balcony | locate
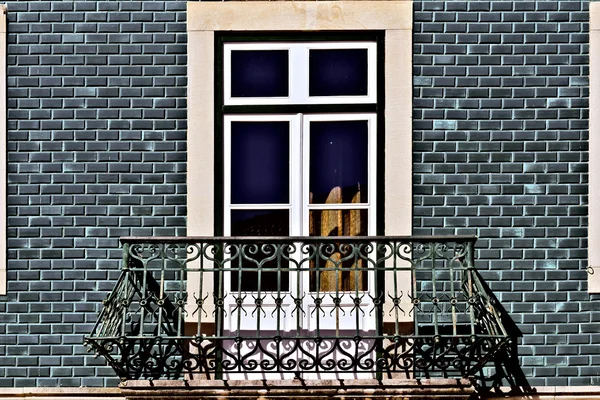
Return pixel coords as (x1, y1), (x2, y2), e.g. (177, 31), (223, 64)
(85, 236), (520, 390)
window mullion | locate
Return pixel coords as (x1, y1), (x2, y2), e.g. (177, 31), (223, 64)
(291, 45), (308, 103)
(292, 113), (303, 237)
(301, 114), (310, 237)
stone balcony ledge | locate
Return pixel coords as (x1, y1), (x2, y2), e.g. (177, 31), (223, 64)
(120, 378), (475, 400)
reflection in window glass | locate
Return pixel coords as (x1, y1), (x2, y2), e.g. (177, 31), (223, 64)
(231, 50), (289, 97)
(231, 121), (289, 205)
(231, 209), (290, 292)
(309, 49), (368, 97)
(309, 209), (368, 292)
(309, 120), (368, 204)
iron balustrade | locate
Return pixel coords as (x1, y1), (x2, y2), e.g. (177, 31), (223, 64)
(85, 236), (520, 386)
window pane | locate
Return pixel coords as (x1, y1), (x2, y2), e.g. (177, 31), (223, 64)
(309, 209), (367, 237)
(231, 209), (289, 236)
(309, 120), (368, 204)
(308, 209), (368, 292)
(231, 50), (289, 98)
(231, 209), (290, 292)
(309, 49), (368, 97)
(231, 121), (289, 204)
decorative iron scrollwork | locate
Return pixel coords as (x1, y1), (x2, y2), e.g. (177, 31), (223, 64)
(85, 236), (520, 391)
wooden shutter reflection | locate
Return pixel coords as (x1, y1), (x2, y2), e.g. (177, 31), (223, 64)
(309, 186), (366, 292)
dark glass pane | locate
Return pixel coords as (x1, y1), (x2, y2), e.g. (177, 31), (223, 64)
(231, 121), (289, 204)
(309, 120), (368, 204)
(231, 209), (289, 236)
(231, 209), (290, 291)
(309, 49), (368, 97)
(308, 209), (368, 292)
(231, 50), (289, 97)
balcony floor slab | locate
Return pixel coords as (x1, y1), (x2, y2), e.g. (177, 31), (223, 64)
(120, 378), (475, 400)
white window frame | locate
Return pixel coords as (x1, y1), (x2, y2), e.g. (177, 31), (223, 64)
(223, 113), (377, 331)
(222, 114), (301, 332)
(301, 113), (377, 332)
(223, 114), (302, 237)
(301, 113), (377, 237)
(223, 42), (377, 106)
(223, 113), (377, 238)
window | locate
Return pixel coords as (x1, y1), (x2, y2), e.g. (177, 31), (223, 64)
(223, 41), (377, 105)
(221, 38), (379, 333)
(185, 0), (413, 324)
(224, 114), (377, 238)
(222, 39), (378, 235)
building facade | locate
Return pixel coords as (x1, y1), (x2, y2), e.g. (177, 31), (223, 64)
(0, 0), (598, 394)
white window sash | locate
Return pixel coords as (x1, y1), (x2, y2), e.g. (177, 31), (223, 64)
(223, 42), (377, 106)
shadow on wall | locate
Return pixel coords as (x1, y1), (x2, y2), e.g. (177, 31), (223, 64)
(470, 269), (532, 397)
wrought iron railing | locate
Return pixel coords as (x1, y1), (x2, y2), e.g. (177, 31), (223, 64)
(85, 236), (520, 386)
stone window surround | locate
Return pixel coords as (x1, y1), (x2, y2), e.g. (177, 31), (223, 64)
(589, 2), (599, 293)
(185, 1), (413, 320)
(0, 4), (7, 296)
